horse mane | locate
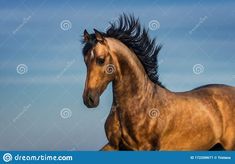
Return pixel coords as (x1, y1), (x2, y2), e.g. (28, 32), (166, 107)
(82, 14), (164, 87)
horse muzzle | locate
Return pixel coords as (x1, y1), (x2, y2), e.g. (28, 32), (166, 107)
(83, 90), (100, 108)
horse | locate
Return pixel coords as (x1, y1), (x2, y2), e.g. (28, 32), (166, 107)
(81, 14), (235, 150)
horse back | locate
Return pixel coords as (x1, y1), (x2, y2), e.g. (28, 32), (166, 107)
(184, 84), (235, 144)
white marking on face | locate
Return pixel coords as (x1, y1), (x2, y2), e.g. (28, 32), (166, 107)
(91, 50), (95, 60)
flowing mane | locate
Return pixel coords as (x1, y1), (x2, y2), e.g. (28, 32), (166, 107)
(82, 14), (163, 87)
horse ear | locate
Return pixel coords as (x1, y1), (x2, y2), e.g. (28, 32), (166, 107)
(94, 29), (105, 43)
(83, 29), (90, 42)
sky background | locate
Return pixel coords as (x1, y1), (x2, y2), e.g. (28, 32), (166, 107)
(0, 0), (235, 150)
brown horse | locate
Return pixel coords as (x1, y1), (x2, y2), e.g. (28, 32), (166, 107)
(82, 15), (235, 150)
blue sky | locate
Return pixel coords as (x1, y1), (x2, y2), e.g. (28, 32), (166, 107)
(0, 0), (235, 150)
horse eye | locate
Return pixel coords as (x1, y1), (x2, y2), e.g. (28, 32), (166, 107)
(96, 57), (105, 65)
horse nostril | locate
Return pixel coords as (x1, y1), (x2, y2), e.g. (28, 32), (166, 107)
(88, 94), (94, 104)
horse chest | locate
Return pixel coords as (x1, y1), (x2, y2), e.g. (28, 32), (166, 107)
(118, 111), (152, 149)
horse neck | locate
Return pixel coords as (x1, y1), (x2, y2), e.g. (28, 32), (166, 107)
(107, 38), (166, 107)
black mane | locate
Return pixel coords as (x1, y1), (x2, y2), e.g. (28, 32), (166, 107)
(82, 14), (163, 87)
